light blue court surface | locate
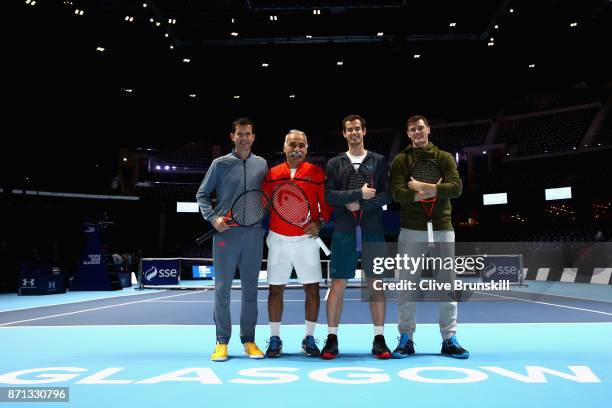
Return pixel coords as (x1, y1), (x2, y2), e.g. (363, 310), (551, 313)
(0, 323), (610, 408)
(0, 282), (611, 407)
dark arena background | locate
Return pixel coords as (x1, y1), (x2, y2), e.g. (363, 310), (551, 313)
(1, 1), (611, 407)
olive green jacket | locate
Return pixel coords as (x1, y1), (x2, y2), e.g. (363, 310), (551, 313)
(390, 143), (462, 231)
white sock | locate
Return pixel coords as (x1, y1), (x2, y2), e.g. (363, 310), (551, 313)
(374, 326), (384, 336)
(270, 322), (281, 337)
(304, 320), (316, 337)
(328, 326), (338, 335)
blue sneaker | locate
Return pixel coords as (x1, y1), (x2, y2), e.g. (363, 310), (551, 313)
(392, 333), (415, 358)
(301, 335), (320, 357)
(265, 336), (282, 358)
(441, 335), (469, 359)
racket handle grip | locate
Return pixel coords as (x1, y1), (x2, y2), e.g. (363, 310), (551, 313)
(316, 237), (331, 256)
(426, 221), (435, 248)
(196, 229), (217, 245)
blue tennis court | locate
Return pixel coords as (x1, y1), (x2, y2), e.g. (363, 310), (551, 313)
(1, 282), (611, 407)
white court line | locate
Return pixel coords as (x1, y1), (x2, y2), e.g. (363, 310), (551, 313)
(146, 298), (508, 304)
(507, 288), (612, 304)
(475, 291), (612, 316)
(0, 290), (159, 314)
(0, 291), (200, 327)
(147, 299), (364, 303)
(1, 322), (612, 329)
(324, 288), (330, 301)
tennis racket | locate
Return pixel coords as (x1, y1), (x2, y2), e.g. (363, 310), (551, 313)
(339, 162), (375, 251)
(410, 159), (442, 245)
(271, 182), (331, 256)
(196, 189), (270, 245)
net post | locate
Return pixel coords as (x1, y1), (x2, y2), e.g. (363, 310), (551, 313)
(136, 257), (143, 291)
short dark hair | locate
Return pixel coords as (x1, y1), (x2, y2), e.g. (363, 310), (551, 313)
(232, 117), (255, 133)
(342, 114), (366, 131)
(407, 115), (430, 129)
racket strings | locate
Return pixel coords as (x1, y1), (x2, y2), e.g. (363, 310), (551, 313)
(232, 190), (270, 226)
(340, 164), (373, 191)
(411, 161), (442, 184)
(272, 185), (311, 226)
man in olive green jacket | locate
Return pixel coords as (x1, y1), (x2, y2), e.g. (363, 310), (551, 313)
(389, 114), (470, 359)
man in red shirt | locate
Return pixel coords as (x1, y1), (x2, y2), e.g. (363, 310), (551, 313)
(262, 129), (333, 358)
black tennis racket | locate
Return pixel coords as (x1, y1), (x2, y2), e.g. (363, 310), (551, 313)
(339, 162), (375, 251)
(410, 159), (442, 244)
(271, 182), (331, 256)
(196, 189), (270, 245)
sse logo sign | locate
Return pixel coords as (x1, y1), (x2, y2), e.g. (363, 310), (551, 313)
(144, 267), (178, 281)
(481, 255), (522, 284)
(484, 264), (518, 278)
(141, 260), (180, 285)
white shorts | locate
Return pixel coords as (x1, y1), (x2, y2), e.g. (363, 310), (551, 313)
(266, 231), (322, 285)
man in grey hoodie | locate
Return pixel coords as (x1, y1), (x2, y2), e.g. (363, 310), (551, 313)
(196, 118), (268, 361)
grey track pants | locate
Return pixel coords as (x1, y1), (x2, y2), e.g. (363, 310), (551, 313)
(212, 227), (265, 344)
(397, 228), (458, 340)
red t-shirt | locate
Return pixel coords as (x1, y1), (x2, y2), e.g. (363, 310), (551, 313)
(262, 162), (333, 236)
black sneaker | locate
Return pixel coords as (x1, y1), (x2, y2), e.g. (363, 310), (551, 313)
(265, 336), (282, 358)
(441, 335), (469, 359)
(371, 335), (392, 359)
(321, 334), (339, 360)
(392, 333), (415, 359)
(301, 335), (321, 357)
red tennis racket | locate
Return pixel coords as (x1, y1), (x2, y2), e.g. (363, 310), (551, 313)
(410, 159), (442, 245)
(271, 182), (331, 256)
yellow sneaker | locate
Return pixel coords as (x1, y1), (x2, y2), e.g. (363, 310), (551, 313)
(243, 342), (264, 359)
(211, 343), (228, 362)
